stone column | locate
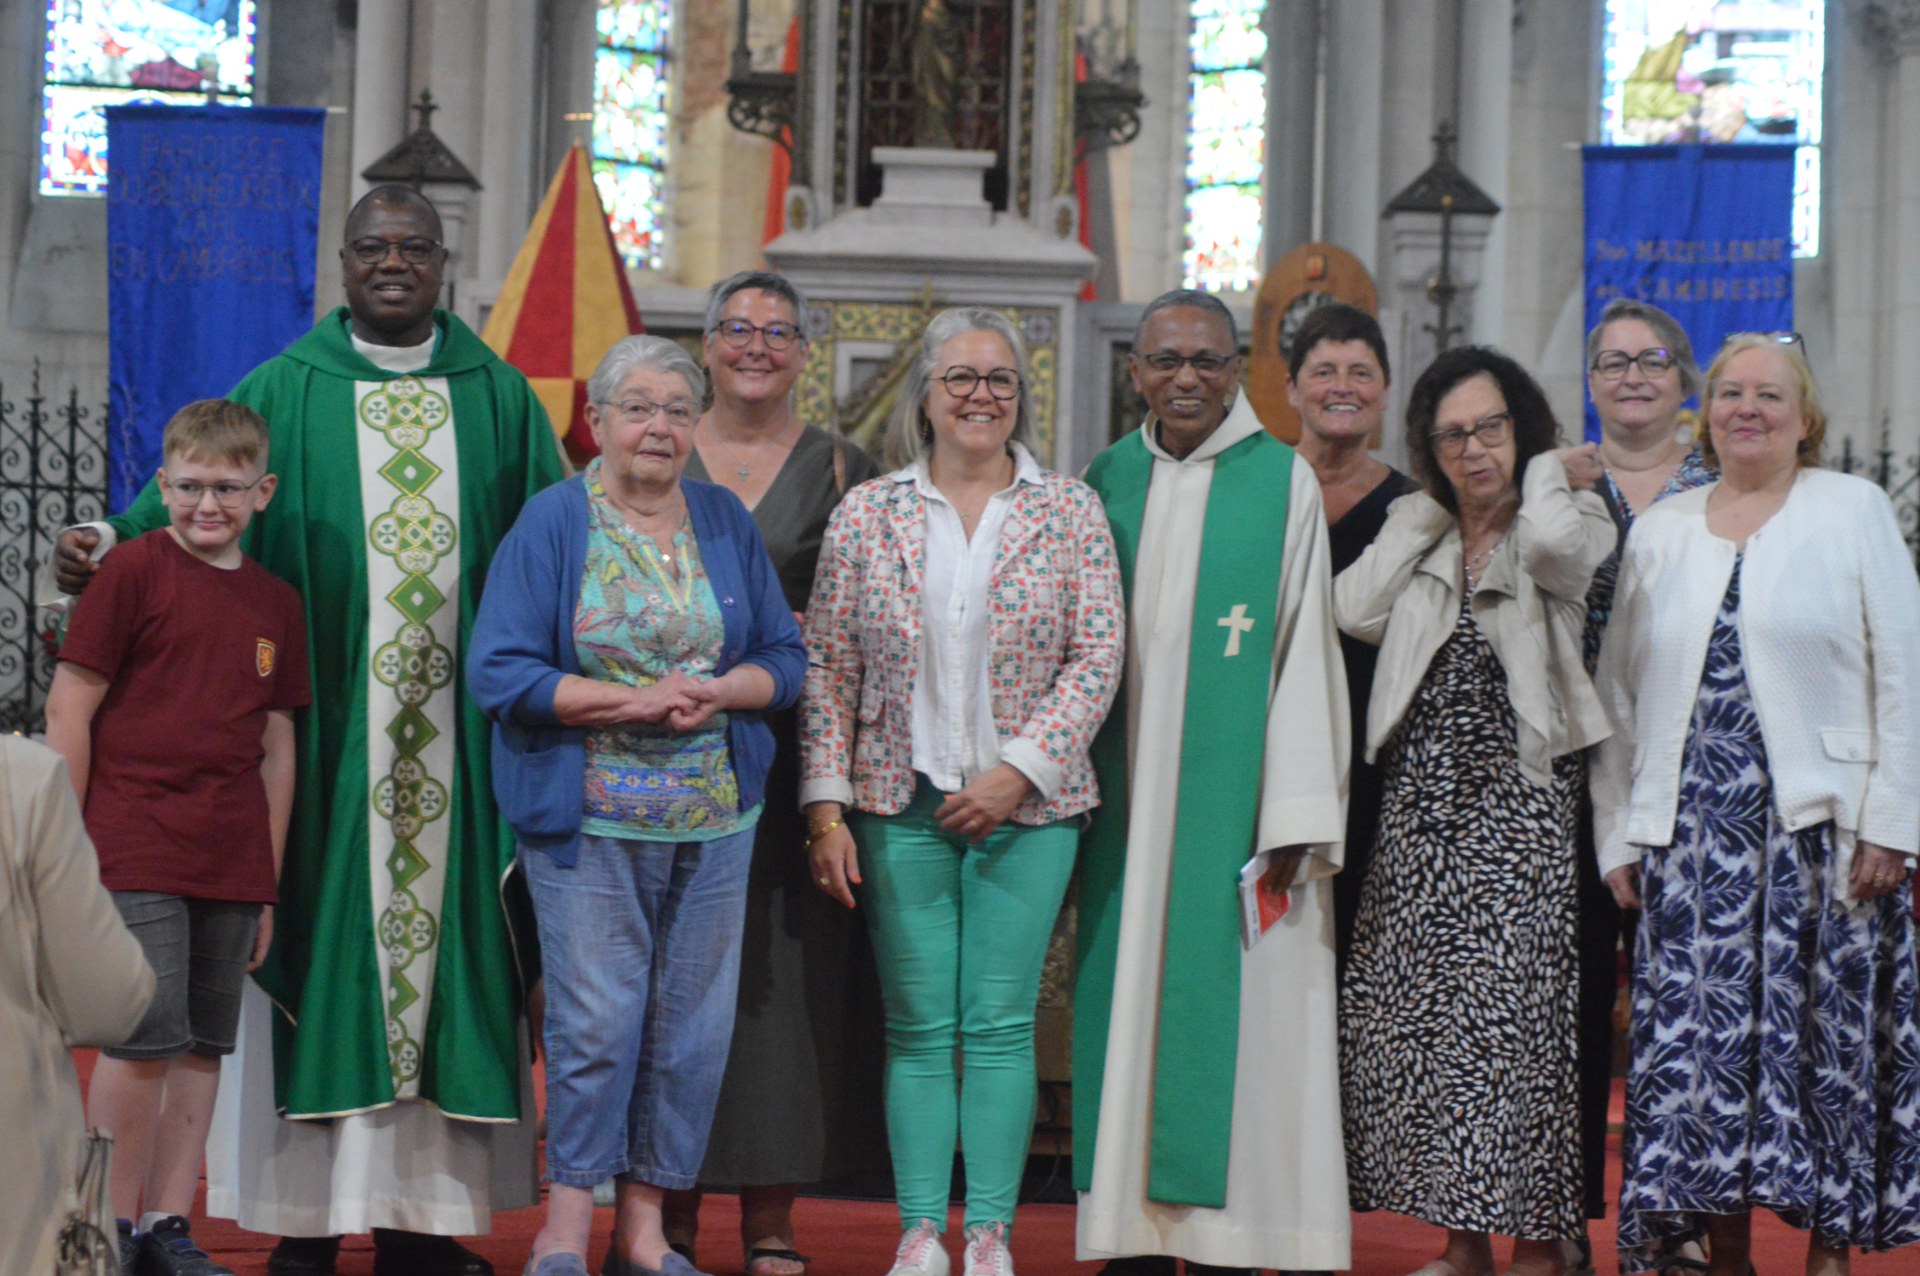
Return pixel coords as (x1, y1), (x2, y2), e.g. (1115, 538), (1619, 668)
(349, 0), (411, 199)
(1456, 0), (1510, 347)
(1264, 0), (1320, 265)
(1321, 0), (1385, 272)
(1888, 8), (1920, 459)
(477, 0), (539, 289)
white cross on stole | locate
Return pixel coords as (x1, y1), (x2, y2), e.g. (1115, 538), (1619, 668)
(1218, 603), (1255, 658)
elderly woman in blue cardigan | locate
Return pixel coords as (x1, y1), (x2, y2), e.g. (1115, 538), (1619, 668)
(469, 334), (806, 1276)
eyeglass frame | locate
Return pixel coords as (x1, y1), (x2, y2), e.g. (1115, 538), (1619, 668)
(1132, 349), (1240, 378)
(935, 367), (1023, 400)
(711, 318), (804, 351)
(345, 236), (445, 266)
(1429, 412), (1514, 458)
(1589, 347), (1677, 380)
(161, 473), (270, 507)
(598, 396), (700, 428)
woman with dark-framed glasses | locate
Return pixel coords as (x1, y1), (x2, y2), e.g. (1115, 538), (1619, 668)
(469, 334), (806, 1276)
(1335, 347), (1613, 1276)
(799, 308), (1123, 1276)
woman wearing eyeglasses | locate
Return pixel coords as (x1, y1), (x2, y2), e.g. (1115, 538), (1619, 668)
(662, 271), (883, 1276)
(1592, 333), (1920, 1276)
(1565, 299), (1718, 1274)
(1335, 346), (1613, 1276)
(800, 308), (1123, 1276)
(468, 334), (806, 1276)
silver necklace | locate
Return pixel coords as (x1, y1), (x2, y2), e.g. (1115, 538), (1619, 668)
(1464, 532), (1506, 592)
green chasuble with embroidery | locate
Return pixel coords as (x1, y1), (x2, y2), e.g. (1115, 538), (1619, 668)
(109, 308), (564, 1121)
(1076, 417), (1291, 1207)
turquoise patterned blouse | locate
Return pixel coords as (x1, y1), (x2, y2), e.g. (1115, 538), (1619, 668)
(573, 462), (757, 841)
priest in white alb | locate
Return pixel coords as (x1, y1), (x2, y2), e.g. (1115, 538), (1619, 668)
(1075, 290), (1352, 1276)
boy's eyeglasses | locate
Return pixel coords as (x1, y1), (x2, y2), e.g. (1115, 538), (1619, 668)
(164, 475), (267, 507)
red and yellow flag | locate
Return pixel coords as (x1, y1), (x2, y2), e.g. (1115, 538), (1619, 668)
(482, 144), (645, 462)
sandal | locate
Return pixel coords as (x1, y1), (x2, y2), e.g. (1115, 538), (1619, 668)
(746, 1247), (812, 1276)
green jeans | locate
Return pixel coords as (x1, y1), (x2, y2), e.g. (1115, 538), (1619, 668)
(854, 777), (1077, 1231)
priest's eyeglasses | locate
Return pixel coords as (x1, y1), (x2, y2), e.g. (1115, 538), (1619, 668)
(1590, 348), (1675, 380)
(1136, 351), (1236, 377)
(937, 368), (1023, 400)
(347, 237), (444, 265)
(715, 319), (801, 351)
(164, 475), (267, 507)
(605, 397), (699, 429)
(1430, 412), (1512, 457)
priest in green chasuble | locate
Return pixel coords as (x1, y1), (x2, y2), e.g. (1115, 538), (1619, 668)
(58, 186), (564, 1273)
(1074, 291), (1352, 1274)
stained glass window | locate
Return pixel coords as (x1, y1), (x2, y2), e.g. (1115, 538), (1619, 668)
(39, 0), (257, 197)
(1600, 1), (1823, 256)
(592, 1), (673, 272)
(1183, 0), (1267, 292)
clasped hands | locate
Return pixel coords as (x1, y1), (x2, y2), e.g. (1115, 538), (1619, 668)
(626, 670), (729, 732)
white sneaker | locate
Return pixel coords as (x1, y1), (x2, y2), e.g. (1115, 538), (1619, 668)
(885, 1221), (949, 1276)
(962, 1223), (1013, 1276)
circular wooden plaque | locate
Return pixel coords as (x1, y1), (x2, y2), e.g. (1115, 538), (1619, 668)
(1246, 243), (1380, 444)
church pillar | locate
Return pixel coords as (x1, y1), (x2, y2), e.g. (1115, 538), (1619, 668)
(1456, 0), (1510, 348)
(1887, 14), (1920, 456)
(477, 0), (540, 290)
(349, 0), (411, 199)
(1264, 0), (1320, 265)
(1321, 0), (1385, 274)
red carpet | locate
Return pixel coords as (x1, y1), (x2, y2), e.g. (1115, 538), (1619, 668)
(176, 1131), (1914, 1276)
(68, 1050), (1911, 1276)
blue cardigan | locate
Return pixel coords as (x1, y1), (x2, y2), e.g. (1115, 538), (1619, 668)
(467, 473), (807, 866)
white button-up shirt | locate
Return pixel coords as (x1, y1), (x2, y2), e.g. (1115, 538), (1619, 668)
(902, 443), (1053, 796)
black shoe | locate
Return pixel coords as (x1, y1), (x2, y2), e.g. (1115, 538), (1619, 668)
(1184, 1265), (1254, 1276)
(116, 1219), (139, 1276)
(1097, 1260), (1177, 1276)
(140, 1216), (235, 1276)
(266, 1235), (342, 1275)
(371, 1229), (494, 1276)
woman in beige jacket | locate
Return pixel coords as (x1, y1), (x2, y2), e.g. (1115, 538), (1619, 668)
(1334, 346), (1612, 1276)
(1, 735), (153, 1274)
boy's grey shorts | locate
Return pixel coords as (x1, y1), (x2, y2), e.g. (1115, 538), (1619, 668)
(102, 892), (263, 1061)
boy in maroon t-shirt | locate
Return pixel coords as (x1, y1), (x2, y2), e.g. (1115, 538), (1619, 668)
(45, 399), (309, 1276)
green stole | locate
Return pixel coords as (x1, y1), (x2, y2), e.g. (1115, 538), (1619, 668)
(1074, 424), (1292, 1208)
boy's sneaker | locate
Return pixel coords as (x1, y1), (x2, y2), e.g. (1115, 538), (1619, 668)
(884, 1221), (949, 1276)
(962, 1223), (1013, 1276)
(116, 1218), (139, 1275)
(140, 1215), (235, 1276)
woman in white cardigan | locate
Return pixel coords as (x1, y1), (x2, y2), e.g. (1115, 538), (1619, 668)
(1591, 333), (1920, 1276)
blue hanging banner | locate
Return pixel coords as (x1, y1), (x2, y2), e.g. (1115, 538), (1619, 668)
(1581, 144), (1795, 442)
(106, 104), (324, 511)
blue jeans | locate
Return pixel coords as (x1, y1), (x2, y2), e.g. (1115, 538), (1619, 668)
(522, 829), (755, 1188)
(854, 778), (1078, 1231)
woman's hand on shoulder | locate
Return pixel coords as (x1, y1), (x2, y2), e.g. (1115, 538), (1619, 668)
(1551, 442), (1604, 493)
(807, 802), (860, 909)
(935, 764), (1034, 843)
(1849, 840), (1916, 903)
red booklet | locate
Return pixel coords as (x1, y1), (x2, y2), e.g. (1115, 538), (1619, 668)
(1237, 853), (1292, 950)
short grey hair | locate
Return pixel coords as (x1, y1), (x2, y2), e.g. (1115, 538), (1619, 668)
(587, 334), (706, 407)
(703, 269), (810, 337)
(884, 307), (1036, 470)
(1584, 297), (1700, 398)
(1133, 288), (1240, 351)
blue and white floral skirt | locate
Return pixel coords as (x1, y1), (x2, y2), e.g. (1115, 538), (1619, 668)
(1618, 562), (1920, 1270)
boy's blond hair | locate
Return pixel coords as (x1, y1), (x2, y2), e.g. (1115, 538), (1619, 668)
(162, 399), (270, 469)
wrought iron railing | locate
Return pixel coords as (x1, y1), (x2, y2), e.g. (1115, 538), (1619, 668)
(1836, 429), (1920, 567)
(0, 368), (109, 734)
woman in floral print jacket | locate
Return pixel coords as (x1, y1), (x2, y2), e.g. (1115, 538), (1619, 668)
(800, 308), (1122, 1276)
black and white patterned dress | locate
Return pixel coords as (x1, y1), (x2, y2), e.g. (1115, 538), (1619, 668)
(1340, 595), (1585, 1240)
